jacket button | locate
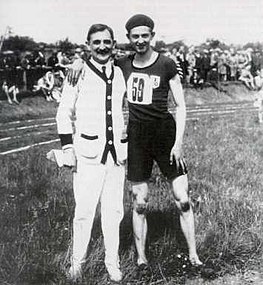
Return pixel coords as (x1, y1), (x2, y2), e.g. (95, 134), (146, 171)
(107, 111), (112, 115)
(107, 96), (111, 100)
(108, 126), (112, 131)
(108, 140), (113, 145)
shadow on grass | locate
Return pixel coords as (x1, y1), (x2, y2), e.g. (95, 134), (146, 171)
(120, 207), (187, 253)
(119, 208), (221, 284)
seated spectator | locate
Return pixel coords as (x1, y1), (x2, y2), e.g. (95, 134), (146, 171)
(2, 79), (19, 104)
(238, 50), (255, 89)
(33, 70), (64, 102)
(1, 53), (23, 104)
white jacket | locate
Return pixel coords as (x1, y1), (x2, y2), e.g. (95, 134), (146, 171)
(56, 60), (127, 164)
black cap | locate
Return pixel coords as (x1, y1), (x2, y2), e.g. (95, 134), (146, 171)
(125, 14), (154, 32)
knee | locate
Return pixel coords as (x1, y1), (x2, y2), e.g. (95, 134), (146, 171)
(132, 183), (148, 215)
(133, 200), (148, 215)
(180, 201), (191, 212)
(74, 207), (94, 222)
(133, 193), (148, 215)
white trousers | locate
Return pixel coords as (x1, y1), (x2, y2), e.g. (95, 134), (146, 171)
(72, 157), (125, 271)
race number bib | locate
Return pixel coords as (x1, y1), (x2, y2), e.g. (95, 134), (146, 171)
(127, 73), (153, 105)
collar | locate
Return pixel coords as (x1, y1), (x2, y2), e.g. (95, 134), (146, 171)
(86, 58), (114, 84)
(90, 58), (112, 77)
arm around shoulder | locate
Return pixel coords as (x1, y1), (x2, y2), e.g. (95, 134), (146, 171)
(67, 58), (85, 86)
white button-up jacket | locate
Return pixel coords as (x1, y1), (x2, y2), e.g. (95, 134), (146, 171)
(56, 60), (127, 164)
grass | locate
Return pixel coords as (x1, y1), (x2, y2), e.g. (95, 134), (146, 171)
(0, 92), (57, 123)
(0, 84), (262, 284)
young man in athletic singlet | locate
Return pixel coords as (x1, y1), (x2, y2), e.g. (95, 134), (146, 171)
(118, 14), (202, 269)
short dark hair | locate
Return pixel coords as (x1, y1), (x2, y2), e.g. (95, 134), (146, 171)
(86, 24), (114, 42)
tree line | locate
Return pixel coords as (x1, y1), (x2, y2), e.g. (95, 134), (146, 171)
(1, 35), (263, 54)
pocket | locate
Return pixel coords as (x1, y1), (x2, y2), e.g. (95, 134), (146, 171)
(81, 134), (98, 140)
(75, 133), (100, 158)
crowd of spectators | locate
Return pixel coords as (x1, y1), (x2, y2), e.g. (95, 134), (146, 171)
(0, 45), (263, 104)
(0, 48), (82, 103)
(165, 46), (263, 91)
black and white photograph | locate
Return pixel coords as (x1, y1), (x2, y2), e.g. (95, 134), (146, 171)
(0, 0), (262, 284)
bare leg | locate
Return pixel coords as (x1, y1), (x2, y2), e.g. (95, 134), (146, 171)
(40, 88), (49, 101)
(172, 174), (202, 266)
(3, 84), (13, 104)
(132, 182), (148, 265)
(12, 86), (19, 104)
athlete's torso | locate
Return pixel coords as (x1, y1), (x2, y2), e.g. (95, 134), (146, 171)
(117, 53), (178, 121)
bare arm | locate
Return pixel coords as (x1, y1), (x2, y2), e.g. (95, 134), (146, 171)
(168, 73), (186, 166)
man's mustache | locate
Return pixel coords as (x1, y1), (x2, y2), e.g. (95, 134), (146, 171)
(96, 48), (111, 55)
(136, 43), (147, 48)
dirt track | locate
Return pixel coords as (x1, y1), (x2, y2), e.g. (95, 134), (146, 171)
(0, 101), (258, 155)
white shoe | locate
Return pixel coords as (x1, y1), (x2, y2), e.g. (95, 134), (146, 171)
(107, 266), (123, 283)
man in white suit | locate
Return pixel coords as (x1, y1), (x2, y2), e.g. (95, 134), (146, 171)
(56, 23), (127, 283)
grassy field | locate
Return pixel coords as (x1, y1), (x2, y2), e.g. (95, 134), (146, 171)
(0, 85), (262, 284)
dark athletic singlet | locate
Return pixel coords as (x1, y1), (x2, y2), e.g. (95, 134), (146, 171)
(117, 53), (178, 121)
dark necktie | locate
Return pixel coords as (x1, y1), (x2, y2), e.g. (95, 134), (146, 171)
(102, 66), (107, 78)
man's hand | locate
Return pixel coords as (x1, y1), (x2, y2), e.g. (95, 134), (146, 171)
(63, 147), (77, 172)
(169, 143), (186, 173)
(67, 58), (84, 86)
